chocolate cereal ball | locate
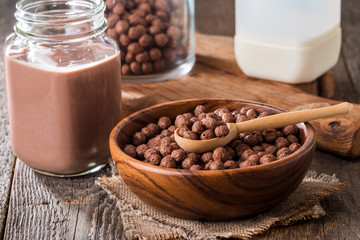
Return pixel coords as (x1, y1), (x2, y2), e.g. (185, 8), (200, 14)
(175, 115), (191, 128)
(246, 154), (260, 164)
(160, 156), (176, 168)
(168, 125), (177, 133)
(204, 160), (214, 170)
(160, 136), (173, 145)
(186, 153), (200, 162)
(171, 149), (186, 162)
(178, 126), (190, 137)
(282, 125), (299, 136)
(231, 139), (242, 149)
(213, 147), (229, 162)
(275, 137), (290, 149)
(194, 105), (207, 117)
(183, 113), (194, 120)
(189, 117), (199, 124)
(263, 129), (277, 143)
(197, 112), (207, 120)
(257, 151), (265, 158)
(181, 157), (195, 170)
(214, 125), (229, 137)
(241, 149), (254, 161)
(191, 121), (205, 134)
(144, 148), (161, 160)
(225, 147), (236, 159)
(149, 48), (162, 60)
(236, 143), (251, 156)
(261, 143), (271, 150)
(141, 123), (160, 138)
(148, 154), (162, 165)
(239, 160), (257, 168)
(200, 152), (213, 163)
(206, 112), (219, 120)
(276, 147), (292, 157)
(201, 117), (218, 129)
(243, 134), (258, 147)
(258, 111), (270, 118)
(190, 165), (203, 170)
(224, 160), (237, 169)
(208, 161), (225, 170)
(260, 154), (276, 164)
(132, 132), (147, 146)
(123, 144), (137, 158)
(287, 135), (299, 144)
(136, 144), (148, 159)
(200, 129), (216, 140)
(158, 116), (172, 129)
(252, 145), (264, 153)
(236, 115), (248, 123)
(289, 142), (302, 152)
(240, 107), (250, 115)
(159, 142), (174, 157)
(183, 131), (198, 140)
(265, 145), (277, 155)
(221, 113), (234, 123)
(246, 109), (257, 119)
(161, 129), (172, 137)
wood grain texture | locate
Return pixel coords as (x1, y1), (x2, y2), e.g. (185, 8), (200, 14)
(258, 150), (360, 239)
(3, 161), (122, 240)
(195, 0), (235, 36)
(0, 0), (359, 239)
(341, 0), (360, 103)
(110, 99), (316, 220)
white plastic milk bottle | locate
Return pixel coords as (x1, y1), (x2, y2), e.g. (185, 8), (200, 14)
(234, 0), (341, 84)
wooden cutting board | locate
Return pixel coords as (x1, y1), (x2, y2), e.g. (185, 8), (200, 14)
(122, 33), (360, 158)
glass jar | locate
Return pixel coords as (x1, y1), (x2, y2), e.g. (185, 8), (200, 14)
(104, 0), (195, 83)
(235, 0), (341, 83)
(4, 0), (122, 177)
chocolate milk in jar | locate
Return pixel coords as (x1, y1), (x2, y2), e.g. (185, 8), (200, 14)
(4, 0), (121, 176)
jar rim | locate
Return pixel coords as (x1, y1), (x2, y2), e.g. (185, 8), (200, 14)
(14, 0), (107, 42)
(15, 0), (105, 23)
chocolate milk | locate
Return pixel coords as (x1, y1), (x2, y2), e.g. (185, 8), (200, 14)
(5, 43), (121, 174)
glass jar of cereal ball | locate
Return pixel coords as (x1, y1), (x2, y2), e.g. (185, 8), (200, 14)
(105, 0), (195, 83)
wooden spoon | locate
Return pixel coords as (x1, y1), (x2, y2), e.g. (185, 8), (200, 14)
(174, 102), (353, 153)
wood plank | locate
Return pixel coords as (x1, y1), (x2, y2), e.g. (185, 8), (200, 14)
(332, 51), (359, 102)
(341, 0), (360, 103)
(0, 1), (17, 238)
(317, 71), (335, 99)
(3, 160), (123, 239)
(195, 0), (235, 36)
(258, 150), (360, 239)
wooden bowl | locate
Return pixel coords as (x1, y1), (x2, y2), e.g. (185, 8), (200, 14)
(110, 99), (316, 220)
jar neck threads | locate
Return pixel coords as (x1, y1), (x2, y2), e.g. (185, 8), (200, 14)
(15, 0), (107, 42)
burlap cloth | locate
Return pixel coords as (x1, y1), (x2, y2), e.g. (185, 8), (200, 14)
(96, 161), (344, 240)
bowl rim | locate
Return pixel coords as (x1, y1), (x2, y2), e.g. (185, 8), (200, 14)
(110, 98), (316, 176)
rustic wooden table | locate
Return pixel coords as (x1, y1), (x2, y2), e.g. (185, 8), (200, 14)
(1, 0), (359, 239)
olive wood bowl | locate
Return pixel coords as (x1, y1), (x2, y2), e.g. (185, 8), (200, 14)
(110, 99), (316, 220)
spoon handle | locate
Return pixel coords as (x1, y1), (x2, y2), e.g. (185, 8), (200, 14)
(235, 102), (353, 133)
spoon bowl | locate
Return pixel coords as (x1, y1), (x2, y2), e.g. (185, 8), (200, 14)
(174, 123), (237, 153)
